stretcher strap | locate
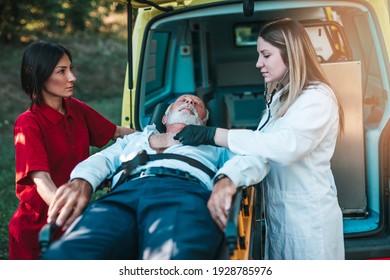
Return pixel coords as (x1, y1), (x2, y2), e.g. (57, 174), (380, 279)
(113, 150), (216, 188)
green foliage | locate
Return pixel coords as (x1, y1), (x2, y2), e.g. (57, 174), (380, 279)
(0, 0), (121, 43)
(0, 125), (17, 260)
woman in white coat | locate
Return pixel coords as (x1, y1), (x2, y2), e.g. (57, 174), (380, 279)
(175, 18), (345, 260)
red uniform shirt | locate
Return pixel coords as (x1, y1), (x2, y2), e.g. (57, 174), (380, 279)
(9, 97), (116, 259)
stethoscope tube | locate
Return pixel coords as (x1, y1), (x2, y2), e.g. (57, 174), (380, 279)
(257, 69), (289, 131)
(257, 86), (277, 131)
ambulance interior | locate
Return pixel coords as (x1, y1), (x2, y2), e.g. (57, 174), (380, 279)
(135, 2), (389, 239)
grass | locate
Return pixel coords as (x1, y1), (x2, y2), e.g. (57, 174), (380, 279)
(0, 34), (127, 260)
(0, 125), (17, 260)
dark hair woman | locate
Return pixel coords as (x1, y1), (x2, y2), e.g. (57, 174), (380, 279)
(9, 40), (134, 259)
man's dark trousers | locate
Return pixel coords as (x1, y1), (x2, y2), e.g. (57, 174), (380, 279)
(42, 176), (223, 260)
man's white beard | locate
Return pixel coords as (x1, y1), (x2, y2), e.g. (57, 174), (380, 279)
(165, 104), (203, 126)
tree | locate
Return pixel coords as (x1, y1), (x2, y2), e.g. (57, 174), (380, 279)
(0, 0), (112, 43)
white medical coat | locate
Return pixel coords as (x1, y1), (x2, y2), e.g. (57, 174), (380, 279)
(228, 83), (345, 259)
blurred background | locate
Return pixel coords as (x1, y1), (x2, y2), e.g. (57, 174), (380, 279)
(0, 0), (131, 259)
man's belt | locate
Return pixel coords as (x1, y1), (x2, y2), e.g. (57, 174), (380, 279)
(123, 166), (203, 185)
(112, 150), (215, 188)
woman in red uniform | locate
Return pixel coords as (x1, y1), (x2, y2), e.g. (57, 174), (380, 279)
(9, 40), (134, 259)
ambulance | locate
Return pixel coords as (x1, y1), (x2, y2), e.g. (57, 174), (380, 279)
(115, 0), (390, 259)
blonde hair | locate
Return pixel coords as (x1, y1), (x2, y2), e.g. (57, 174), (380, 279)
(259, 18), (344, 133)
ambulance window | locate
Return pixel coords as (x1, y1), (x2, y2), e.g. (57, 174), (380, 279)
(235, 21), (351, 62)
(302, 21), (352, 62)
(234, 23), (261, 47)
(145, 31), (170, 96)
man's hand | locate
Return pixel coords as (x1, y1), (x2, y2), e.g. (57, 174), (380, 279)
(174, 125), (217, 146)
(208, 176), (237, 231)
(47, 179), (92, 231)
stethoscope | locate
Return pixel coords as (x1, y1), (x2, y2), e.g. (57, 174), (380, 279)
(257, 69), (289, 131)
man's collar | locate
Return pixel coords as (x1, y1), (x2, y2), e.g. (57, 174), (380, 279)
(143, 124), (160, 137)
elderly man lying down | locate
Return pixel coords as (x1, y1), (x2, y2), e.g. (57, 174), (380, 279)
(42, 94), (268, 260)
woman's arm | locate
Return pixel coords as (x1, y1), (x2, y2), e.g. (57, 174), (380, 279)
(30, 171), (57, 206)
(113, 125), (137, 140)
(214, 128), (229, 148)
(174, 125), (229, 147)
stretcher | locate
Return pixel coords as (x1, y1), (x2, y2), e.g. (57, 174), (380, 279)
(39, 99), (262, 260)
